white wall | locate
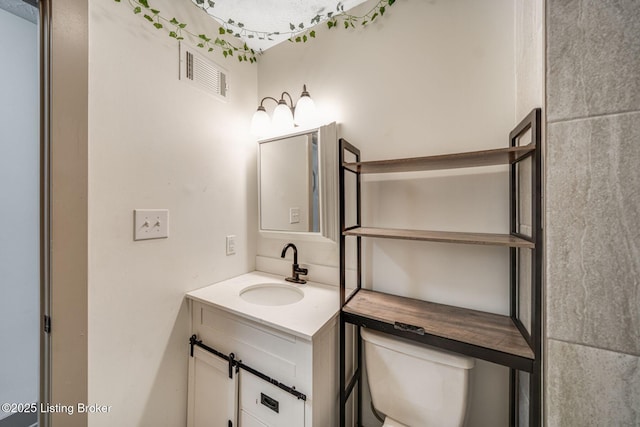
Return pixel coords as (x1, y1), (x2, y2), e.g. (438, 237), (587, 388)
(516, 0), (544, 120)
(88, 1), (257, 425)
(258, 0), (517, 425)
(0, 7), (39, 421)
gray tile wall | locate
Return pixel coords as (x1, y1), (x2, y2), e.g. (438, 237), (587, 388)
(545, 0), (640, 425)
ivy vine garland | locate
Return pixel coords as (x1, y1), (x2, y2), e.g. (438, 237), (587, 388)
(115, 0), (397, 64)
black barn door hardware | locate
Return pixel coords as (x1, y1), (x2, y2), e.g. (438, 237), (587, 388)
(189, 334), (307, 401)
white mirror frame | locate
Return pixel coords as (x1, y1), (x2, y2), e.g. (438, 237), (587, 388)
(258, 122), (338, 242)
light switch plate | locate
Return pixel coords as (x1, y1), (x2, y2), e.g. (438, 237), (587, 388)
(289, 207), (300, 224)
(226, 235), (236, 255)
(134, 209), (169, 241)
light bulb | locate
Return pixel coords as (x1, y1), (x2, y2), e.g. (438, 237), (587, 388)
(250, 107), (271, 137)
(272, 101), (294, 131)
(294, 85), (317, 127)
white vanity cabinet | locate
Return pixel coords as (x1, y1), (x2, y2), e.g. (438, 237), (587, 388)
(186, 272), (340, 427)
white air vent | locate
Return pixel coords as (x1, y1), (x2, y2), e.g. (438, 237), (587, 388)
(179, 43), (228, 100)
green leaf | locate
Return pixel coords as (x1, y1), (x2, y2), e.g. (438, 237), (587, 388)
(380, 6), (386, 15)
(298, 22), (304, 29)
(226, 28), (233, 34)
(195, 0), (204, 4)
(371, 12), (378, 20)
(290, 23), (295, 31)
(310, 30), (316, 38)
(303, 34), (307, 42)
(238, 56), (242, 62)
(219, 27), (226, 34)
(170, 17), (179, 25)
(344, 20), (349, 29)
(388, 0), (395, 5)
(143, 14), (153, 22)
(327, 21), (334, 29)
(153, 22), (163, 29)
(295, 36), (301, 42)
(223, 50), (228, 57)
(243, 55), (248, 61)
(207, 0), (215, 7)
(197, 43), (204, 48)
(362, 20), (368, 25)
(208, 47), (213, 52)
(238, 22), (244, 28)
(169, 31), (177, 38)
(227, 18), (234, 24)
(133, 6), (141, 14)
(139, 0), (149, 7)
(176, 36), (184, 40)
(114, 0), (121, 2)
(179, 23), (187, 29)
(327, 12), (334, 18)
(150, 8), (160, 14)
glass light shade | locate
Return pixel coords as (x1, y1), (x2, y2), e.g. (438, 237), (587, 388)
(294, 95), (317, 127)
(250, 108), (271, 137)
(272, 102), (294, 131)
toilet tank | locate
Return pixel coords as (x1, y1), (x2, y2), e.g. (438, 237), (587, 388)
(361, 328), (475, 427)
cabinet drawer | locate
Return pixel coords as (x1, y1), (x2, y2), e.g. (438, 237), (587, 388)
(240, 369), (305, 427)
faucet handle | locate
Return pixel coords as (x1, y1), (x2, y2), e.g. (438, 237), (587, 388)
(295, 265), (308, 276)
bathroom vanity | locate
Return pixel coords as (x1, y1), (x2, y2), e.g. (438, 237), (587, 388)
(186, 271), (340, 427)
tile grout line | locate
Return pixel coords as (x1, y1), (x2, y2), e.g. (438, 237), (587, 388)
(547, 109), (640, 125)
(547, 337), (640, 358)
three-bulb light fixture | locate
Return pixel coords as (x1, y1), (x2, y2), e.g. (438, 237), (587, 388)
(250, 84), (317, 137)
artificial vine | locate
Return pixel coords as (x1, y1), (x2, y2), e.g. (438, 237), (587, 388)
(115, 0), (397, 64)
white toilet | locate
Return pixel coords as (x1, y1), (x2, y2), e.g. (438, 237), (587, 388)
(361, 328), (475, 427)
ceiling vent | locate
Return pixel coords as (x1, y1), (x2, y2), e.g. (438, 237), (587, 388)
(179, 43), (228, 101)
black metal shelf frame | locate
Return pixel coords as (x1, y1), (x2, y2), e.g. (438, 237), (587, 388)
(338, 108), (542, 427)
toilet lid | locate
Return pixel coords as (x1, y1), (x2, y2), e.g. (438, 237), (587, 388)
(383, 417), (408, 427)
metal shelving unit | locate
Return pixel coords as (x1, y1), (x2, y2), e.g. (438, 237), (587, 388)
(339, 108), (542, 427)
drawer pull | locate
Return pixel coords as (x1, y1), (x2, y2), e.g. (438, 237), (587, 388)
(394, 321), (425, 335)
(261, 393), (279, 413)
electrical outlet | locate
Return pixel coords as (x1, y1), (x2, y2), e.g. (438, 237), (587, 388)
(226, 235), (236, 255)
(289, 207), (300, 224)
(134, 209), (169, 241)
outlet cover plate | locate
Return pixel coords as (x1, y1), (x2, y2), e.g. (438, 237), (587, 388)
(134, 209), (169, 241)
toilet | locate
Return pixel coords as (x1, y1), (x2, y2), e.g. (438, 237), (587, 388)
(361, 328), (475, 427)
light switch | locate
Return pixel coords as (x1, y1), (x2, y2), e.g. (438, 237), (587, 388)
(134, 209), (169, 241)
(289, 207), (300, 224)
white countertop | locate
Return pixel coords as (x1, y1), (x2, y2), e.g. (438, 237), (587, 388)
(186, 271), (340, 341)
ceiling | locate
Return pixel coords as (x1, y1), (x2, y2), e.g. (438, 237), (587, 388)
(0, 0), (369, 51)
(0, 0), (37, 23)
(191, 0), (368, 52)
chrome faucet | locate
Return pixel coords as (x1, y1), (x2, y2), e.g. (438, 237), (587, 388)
(280, 243), (308, 284)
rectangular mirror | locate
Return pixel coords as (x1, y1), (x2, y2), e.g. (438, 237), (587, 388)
(258, 122), (338, 242)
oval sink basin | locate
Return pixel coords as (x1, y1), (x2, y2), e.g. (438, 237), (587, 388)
(239, 283), (304, 306)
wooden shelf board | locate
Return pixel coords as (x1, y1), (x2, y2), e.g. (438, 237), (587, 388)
(343, 289), (534, 362)
(342, 144), (534, 174)
(343, 227), (535, 248)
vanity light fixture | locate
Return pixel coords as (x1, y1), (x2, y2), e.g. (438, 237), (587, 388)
(250, 85), (317, 137)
